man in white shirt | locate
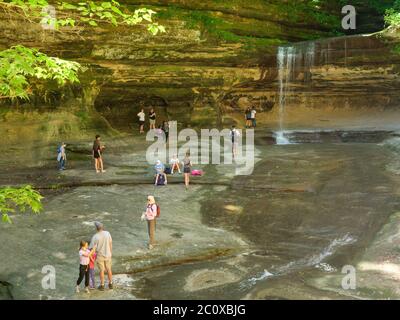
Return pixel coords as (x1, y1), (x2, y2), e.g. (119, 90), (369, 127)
(250, 107), (257, 128)
(137, 108), (145, 134)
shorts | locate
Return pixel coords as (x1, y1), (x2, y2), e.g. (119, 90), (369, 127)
(139, 120), (145, 125)
(184, 166), (191, 174)
(93, 151), (101, 159)
(96, 255), (112, 273)
(149, 119), (156, 126)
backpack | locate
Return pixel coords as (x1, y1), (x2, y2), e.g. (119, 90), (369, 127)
(57, 146), (62, 154)
(156, 204), (161, 218)
(149, 203), (161, 218)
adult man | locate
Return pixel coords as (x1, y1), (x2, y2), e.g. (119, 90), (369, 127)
(90, 221), (113, 291)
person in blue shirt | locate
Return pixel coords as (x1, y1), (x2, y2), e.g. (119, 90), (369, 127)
(154, 160), (167, 186)
(57, 142), (67, 171)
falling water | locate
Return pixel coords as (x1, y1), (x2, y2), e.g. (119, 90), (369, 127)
(275, 43), (315, 145)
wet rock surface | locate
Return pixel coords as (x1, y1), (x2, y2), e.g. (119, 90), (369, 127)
(2, 132), (400, 299)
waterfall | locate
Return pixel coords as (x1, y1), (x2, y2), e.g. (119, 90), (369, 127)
(275, 42), (315, 145)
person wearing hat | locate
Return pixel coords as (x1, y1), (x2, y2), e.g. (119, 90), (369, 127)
(154, 159), (167, 186)
(89, 221), (113, 291)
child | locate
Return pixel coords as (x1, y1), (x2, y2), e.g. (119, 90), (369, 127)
(170, 154), (181, 174)
(57, 142), (66, 171)
(76, 240), (94, 294)
(88, 248), (97, 290)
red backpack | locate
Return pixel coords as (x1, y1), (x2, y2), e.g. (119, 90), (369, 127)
(156, 204), (161, 217)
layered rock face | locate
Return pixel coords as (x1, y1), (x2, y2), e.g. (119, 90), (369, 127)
(1, 0), (399, 137)
(226, 34), (400, 129)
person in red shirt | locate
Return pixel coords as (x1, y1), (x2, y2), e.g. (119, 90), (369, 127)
(89, 249), (97, 289)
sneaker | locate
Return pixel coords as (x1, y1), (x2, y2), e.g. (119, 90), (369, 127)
(108, 283), (114, 290)
(85, 287), (90, 293)
(89, 286), (95, 290)
(98, 284), (105, 291)
(75, 285), (80, 293)
(148, 244), (154, 250)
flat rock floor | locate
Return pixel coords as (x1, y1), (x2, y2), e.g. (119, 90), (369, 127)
(1, 131), (400, 299)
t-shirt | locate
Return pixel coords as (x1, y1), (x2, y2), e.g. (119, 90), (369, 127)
(90, 230), (112, 258)
(145, 204), (157, 221)
(137, 112), (145, 122)
(170, 157), (179, 165)
(155, 163), (165, 173)
(183, 157), (191, 169)
(79, 248), (90, 266)
(89, 252), (97, 269)
(251, 109), (257, 119)
(93, 140), (101, 152)
(231, 129), (240, 143)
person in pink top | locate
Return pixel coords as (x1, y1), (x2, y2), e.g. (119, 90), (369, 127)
(76, 240), (95, 293)
(143, 195), (158, 250)
(88, 249), (97, 289)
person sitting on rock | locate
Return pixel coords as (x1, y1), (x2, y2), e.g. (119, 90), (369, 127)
(170, 154), (181, 174)
(154, 160), (167, 185)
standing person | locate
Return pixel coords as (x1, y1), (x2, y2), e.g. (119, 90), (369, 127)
(245, 107), (252, 128)
(137, 108), (146, 134)
(93, 135), (106, 174)
(57, 142), (67, 171)
(149, 108), (156, 130)
(251, 106), (257, 128)
(76, 240), (94, 294)
(88, 248), (97, 290)
(143, 195), (158, 249)
(90, 222), (113, 291)
(230, 125), (240, 159)
(183, 152), (192, 189)
(162, 120), (169, 143)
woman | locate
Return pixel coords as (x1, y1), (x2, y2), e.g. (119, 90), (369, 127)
(149, 108), (156, 130)
(170, 154), (181, 174)
(162, 120), (169, 143)
(137, 108), (145, 134)
(183, 152), (192, 189)
(93, 135), (106, 173)
(144, 195), (157, 249)
(245, 107), (252, 128)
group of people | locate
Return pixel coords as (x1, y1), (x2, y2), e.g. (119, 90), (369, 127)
(137, 108), (170, 142)
(76, 221), (113, 293)
(245, 106), (257, 128)
(154, 152), (193, 188)
(76, 194), (161, 294)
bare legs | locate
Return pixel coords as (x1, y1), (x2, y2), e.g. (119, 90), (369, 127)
(99, 267), (112, 286)
(95, 158), (105, 173)
(171, 163), (181, 174)
(184, 172), (190, 188)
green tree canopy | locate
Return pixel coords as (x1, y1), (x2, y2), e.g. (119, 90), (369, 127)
(0, 186), (43, 223)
